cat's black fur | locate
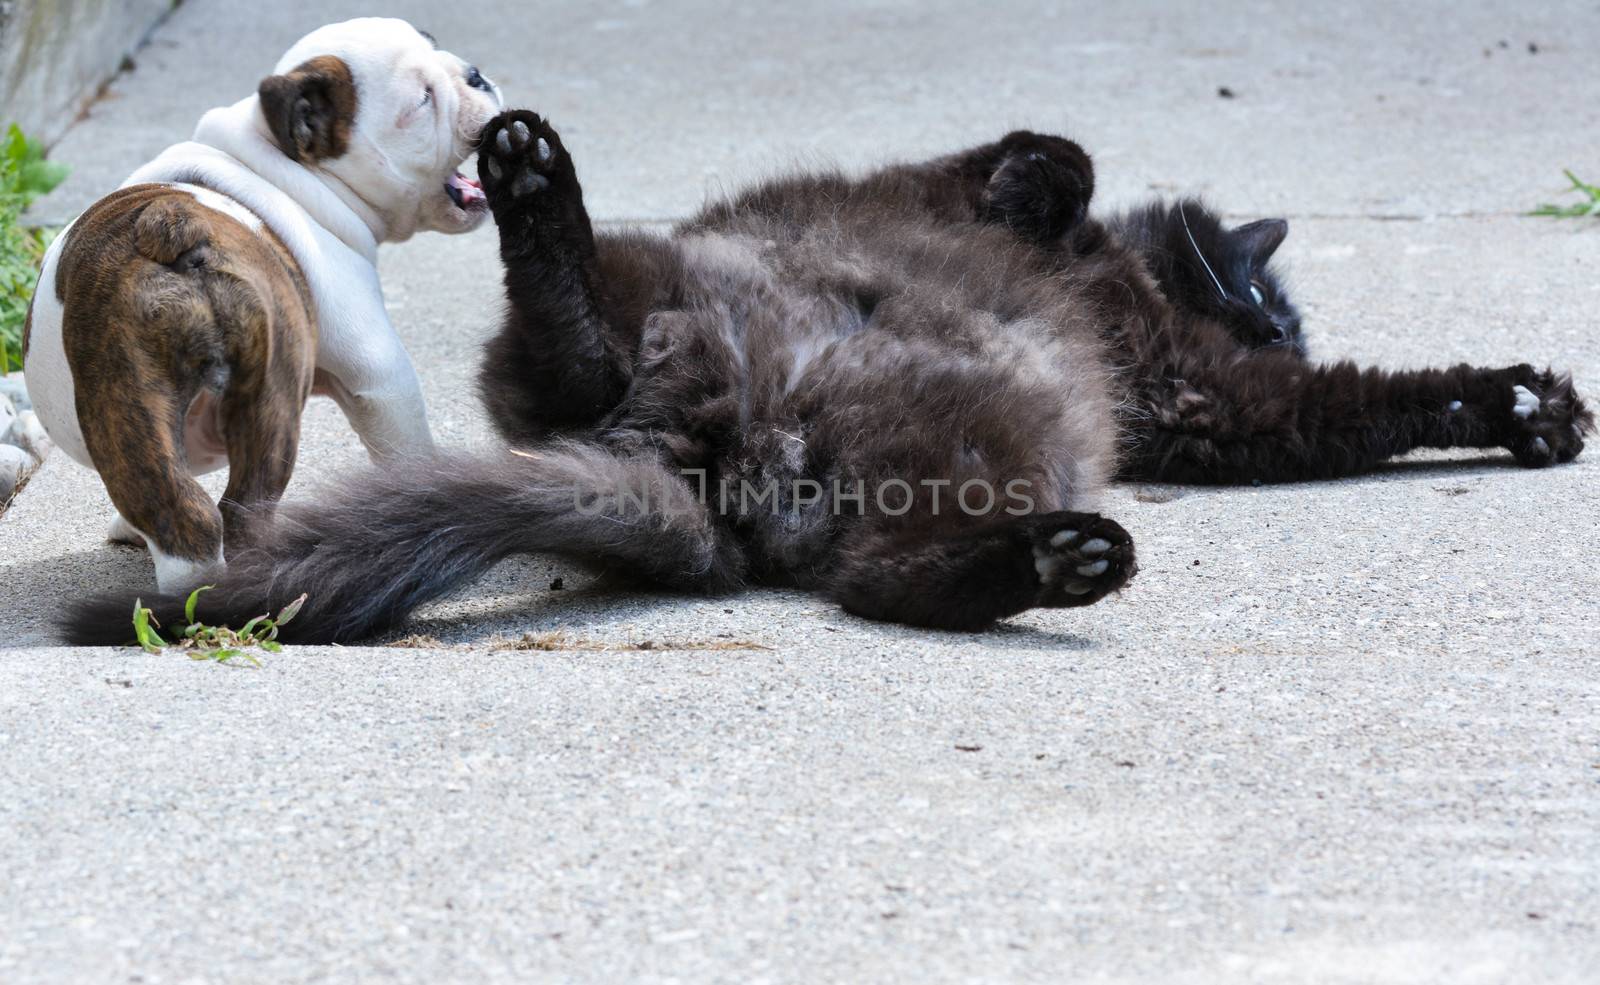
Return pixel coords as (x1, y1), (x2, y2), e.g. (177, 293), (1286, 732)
(61, 116), (1591, 644)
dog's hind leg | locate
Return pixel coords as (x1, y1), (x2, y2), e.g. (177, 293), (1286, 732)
(82, 383), (226, 593)
(214, 274), (316, 548)
(216, 369), (309, 549)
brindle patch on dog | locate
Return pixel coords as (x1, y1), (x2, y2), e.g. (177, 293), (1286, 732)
(54, 183), (317, 567)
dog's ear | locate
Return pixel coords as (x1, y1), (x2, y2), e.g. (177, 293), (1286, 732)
(258, 56), (358, 163)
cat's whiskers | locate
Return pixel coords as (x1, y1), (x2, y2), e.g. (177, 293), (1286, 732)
(1180, 204), (1229, 301)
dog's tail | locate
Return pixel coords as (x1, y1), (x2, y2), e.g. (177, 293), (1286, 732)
(59, 445), (743, 645)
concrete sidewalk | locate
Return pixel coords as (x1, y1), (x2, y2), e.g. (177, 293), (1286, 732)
(3, 1), (1598, 981)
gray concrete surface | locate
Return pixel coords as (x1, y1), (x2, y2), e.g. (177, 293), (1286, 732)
(3, 1), (1599, 982)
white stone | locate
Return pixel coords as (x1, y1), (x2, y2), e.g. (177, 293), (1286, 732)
(0, 373), (29, 412)
(0, 393), (16, 444)
(14, 410), (52, 459)
(0, 443), (39, 502)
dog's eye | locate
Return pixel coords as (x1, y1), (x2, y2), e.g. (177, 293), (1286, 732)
(419, 87), (433, 107)
(1249, 281), (1266, 306)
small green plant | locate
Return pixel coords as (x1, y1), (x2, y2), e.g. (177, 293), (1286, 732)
(1, 123), (70, 373)
(1531, 169), (1600, 218)
(131, 586), (307, 666)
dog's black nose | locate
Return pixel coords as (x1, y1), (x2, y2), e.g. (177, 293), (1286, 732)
(466, 66), (492, 91)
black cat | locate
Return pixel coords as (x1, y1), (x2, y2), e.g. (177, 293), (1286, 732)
(62, 114), (1590, 643)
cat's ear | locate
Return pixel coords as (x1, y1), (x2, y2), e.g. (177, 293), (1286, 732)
(1233, 219), (1288, 264)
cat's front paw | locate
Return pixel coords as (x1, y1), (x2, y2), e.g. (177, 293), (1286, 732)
(477, 111), (573, 210)
(982, 131), (1095, 244)
(1496, 366), (1591, 467)
(1028, 512), (1135, 607)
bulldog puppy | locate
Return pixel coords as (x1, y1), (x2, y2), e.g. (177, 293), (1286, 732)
(24, 18), (502, 591)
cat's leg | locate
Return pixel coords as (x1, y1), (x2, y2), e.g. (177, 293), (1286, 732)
(896, 131), (1097, 245)
(698, 131), (1094, 246)
(1121, 354), (1592, 482)
(827, 511), (1136, 630)
(476, 110), (641, 444)
(974, 131), (1097, 245)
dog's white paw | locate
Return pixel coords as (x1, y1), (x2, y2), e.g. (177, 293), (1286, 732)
(107, 513), (146, 548)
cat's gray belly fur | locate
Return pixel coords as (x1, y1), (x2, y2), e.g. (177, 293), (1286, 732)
(601, 217), (1118, 580)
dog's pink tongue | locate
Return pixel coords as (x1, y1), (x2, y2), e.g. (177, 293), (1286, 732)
(448, 171), (486, 206)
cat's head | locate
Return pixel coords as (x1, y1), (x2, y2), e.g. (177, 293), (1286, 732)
(1111, 199), (1304, 355)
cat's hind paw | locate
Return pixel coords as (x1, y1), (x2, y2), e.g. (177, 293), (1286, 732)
(1029, 512), (1135, 607)
(1500, 368), (1591, 468)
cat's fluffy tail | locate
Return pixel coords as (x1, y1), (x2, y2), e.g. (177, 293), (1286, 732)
(59, 445), (743, 645)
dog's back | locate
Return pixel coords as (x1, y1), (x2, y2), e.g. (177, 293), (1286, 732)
(25, 183), (316, 587)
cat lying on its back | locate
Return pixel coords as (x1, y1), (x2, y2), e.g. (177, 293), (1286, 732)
(65, 114), (1591, 643)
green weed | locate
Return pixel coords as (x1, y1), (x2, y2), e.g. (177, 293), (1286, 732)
(1531, 169), (1600, 219)
(131, 586), (307, 666)
(0, 124), (70, 373)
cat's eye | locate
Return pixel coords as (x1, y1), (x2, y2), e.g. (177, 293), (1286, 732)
(1249, 282), (1266, 306)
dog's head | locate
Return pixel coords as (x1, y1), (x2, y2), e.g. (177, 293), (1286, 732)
(257, 18), (503, 240)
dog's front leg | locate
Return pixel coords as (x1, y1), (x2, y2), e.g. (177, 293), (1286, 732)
(313, 329), (436, 464)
